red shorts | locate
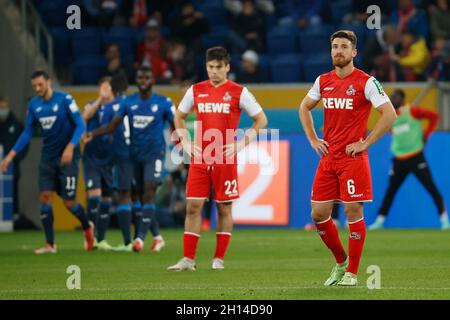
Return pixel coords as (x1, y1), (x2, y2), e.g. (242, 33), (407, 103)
(186, 164), (239, 202)
(311, 155), (373, 203)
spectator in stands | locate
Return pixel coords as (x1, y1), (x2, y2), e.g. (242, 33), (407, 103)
(236, 50), (268, 83)
(343, 0), (391, 26)
(279, 0), (324, 28)
(391, 30), (430, 81)
(0, 96), (28, 218)
(122, 0), (151, 27)
(429, 0), (450, 40)
(362, 25), (400, 81)
(425, 38), (450, 80)
(102, 43), (134, 83)
(227, 0), (266, 53)
(390, 0), (429, 38)
(165, 39), (188, 84)
(83, 0), (121, 27)
(136, 18), (172, 83)
(224, 0), (275, 16)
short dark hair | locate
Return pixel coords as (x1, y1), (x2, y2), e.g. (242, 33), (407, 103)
(392, 89), (406, 100)
(137, 65), (153, 74)
(98, 76), (112, 86)
(206, 46), (230, 65)
(31, 70), (50, 80)
(330, 30), (357, 48)
(111, 71), (128, 96)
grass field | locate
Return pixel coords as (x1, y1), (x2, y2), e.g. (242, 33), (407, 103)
(0, 229), (449, 300)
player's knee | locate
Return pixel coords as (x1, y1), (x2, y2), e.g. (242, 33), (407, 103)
(186, 202), (202, 217)
(39, 193), (53, 205)
(344, 204), (363, 221)
(63, 199), (77, 210)
(311, 210), (330, 223)
(118, 191), (131, 203)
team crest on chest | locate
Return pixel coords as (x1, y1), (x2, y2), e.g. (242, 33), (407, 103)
(151, 104), (158, 112)
(53, 104), (59, 112)
(346, 85), (356, 96)
(223, 92), (232, 102)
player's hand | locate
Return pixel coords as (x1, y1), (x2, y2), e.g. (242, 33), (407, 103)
(310, 138), (329, 157)
(182, 141), (201, 158)
(346, 138), (367, 157)
(82, 132), (94, 144)
(61, 144), (74, 166)
(223, 140), (246, 158)
(0, 155), (13, 173)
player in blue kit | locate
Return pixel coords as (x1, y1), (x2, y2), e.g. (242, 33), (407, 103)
(82, 77), (117, 251)
(0, 70), (95, 254)
(85, 66), (174, 253)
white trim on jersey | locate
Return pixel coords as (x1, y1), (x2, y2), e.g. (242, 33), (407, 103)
(364, 77), (391, 108)
(178, 85), (195, 113)
(239, 87), (263, 117)
(307, 76), (321, 101)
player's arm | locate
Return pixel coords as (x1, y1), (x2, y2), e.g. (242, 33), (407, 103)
(410, 107), (439, 142)
(225, 87), (268, 157)
(346, 78), (397, 157)
(62, 96), (87, 165)
(84, 103), (125, 143)
(0, 107), (36, 173)
(82, 99), (101, 122)
(299, 76), (329, 157)
(173, 86), (200, 157)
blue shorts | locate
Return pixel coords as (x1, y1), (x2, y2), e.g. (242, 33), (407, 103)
(83, 160), (114, 197)
(113, 157), (164, 192)
(38, 157), (80, 200)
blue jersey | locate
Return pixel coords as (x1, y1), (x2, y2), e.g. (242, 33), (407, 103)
(13, 91), (86, 160)
(105, 96), (130, 161)
(83, 102), (115, 166)
(118, 92), (174, 161)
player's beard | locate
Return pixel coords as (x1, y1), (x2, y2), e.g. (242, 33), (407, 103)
(332, 55), (352, 68)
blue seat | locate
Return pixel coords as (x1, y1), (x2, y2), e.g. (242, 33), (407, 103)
(331, 0), (352, 26)
(200, 4), (228, 26)
(72, 28), (103, 57)
(298, 29), (331, 56)
(270, 54), (303, 83)
(102, 27), (135, 59)
(267, 27), (298, 54)
(202, 27), (228, 48)
(49, 27), (72, 65)
(303, 54), (332, 82)
(72, 55), (106, 85)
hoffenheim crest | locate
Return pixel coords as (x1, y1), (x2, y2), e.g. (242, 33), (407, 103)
(152, 104), (158, 112)
(53, 104), (59, 112)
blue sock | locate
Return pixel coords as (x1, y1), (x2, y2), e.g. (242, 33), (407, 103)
(87, 196), (100, 223)
(150, 211), (161, 238)
(40, 205), (54, 245)
(70, 204), (90, 230)
(96, 201), (111, 242)
(132, 201), (142, 240)
(137, 203), (156, 241)
(116, 204), (132, 245)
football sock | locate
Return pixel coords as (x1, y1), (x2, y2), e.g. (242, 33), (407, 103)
(116, 204), (132, 245)
(214, 232), (231, 260)
(347, 218), (366, 275)
(40, 204), (54, 245)
(149, 212), (161, 238)
(96, 201), (111, 242)
(70, 204), (90, 230)
(87, 196), (100, 223)
(315, 217), (347, 264)
(184, 232), (200, 260)
(132, 201), (142, 240)
(136, 203), (155, 241)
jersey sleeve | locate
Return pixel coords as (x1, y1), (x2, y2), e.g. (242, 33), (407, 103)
(116, 99), (128, 118)
(178, 86), (195, 113)
(307, 76), (321, 101)
(12, 104), (36, 155)
(163, 96), (175, 122)
(65, 95), (86, 145)
(364, 77), (391, 108)
(239, 87), (263, 117)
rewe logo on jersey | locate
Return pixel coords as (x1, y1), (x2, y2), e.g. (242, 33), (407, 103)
(133, 115), (154, 128)
(39, 116), (57, 129)
(198, 103), (230, 114)
(323, 98), (353, 110)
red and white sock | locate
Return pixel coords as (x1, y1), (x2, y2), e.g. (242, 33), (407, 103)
(214, 232), (232, 260)
(315, 217), (347, 264)
(347, 218), (366, 275)
(183, 232), (200, 260)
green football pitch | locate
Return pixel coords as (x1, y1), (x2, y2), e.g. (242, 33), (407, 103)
(0, 229), (449, 300)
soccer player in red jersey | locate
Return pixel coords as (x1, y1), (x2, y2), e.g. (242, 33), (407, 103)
(299, 31), (397, 286)
(168, 46), (267, 271)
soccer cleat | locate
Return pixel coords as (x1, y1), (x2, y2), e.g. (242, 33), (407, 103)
(367, 221), (384, 230)
(150, 239), (166, 252)
(34, 243), (57, 254)
(337, 272), (358, 286)
(132, 238), (144, 252)
(84, 222), (95, 251)
(96, 240), (112, 251)
(212, 258), (225, 270)
(441, 220), (450, 230)
(112, 243), (133, 252)
(323, 258), (348, 286)
(167, 257), (196, 271)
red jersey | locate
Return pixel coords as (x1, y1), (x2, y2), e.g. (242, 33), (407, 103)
(307, 68), (390, 160)
(178, 80), (262, 164)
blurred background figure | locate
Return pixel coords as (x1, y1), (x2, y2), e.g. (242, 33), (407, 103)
(278, 0), (324, 29)
(224, 0), (275, 16)
(425, 38), (450, 81)
(429, 0), (450, 40)
(83, 0), (121, 27)
(236, 50), (268, 83)
(102, 43), (134, 83)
